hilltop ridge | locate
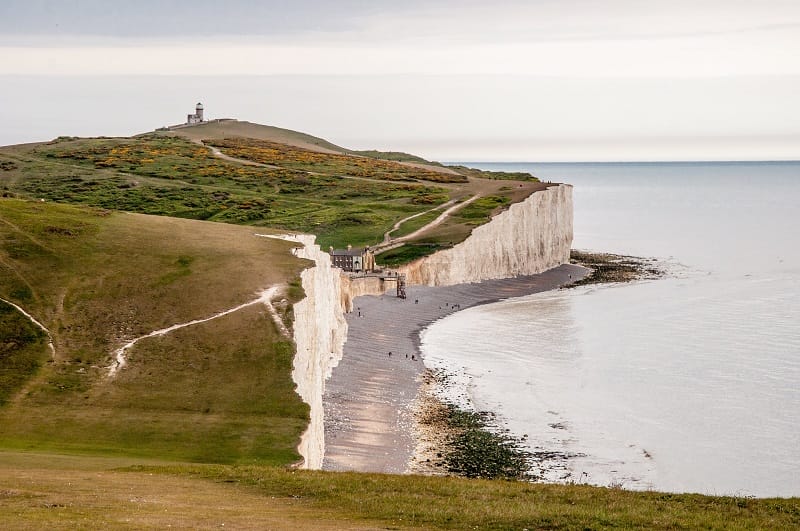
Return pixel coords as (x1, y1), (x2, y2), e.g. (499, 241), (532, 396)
(163, 119), (351, 155)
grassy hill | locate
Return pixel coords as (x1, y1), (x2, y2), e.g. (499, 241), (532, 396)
(0, 198), (309, 464)
(164, 119), (353, 154)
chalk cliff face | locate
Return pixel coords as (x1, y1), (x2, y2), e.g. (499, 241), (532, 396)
(398, 184), (573, 286)
(339, 276), (391, 313)
(288, 234), (348, 469)
(289, 237), (395, 468)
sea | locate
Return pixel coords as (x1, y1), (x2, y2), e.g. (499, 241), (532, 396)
(420, 161), (800, 497)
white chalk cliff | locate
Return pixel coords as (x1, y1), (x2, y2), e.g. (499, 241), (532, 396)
(288, 234), (348, 469)
(289, 183), (573, 468)
(398, 184), (573, 286)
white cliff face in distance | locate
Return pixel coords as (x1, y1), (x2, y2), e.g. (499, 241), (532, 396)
(399, 184), (573, 286)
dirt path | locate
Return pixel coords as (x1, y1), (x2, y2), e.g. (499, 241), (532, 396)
(381, 199), (457, 244)
(0, 297), (54, 355)
(197, 140), (282, 169)
(107, 286), (287, 378)
(373, 194), (481, 254)
(199, 139), (464, 187)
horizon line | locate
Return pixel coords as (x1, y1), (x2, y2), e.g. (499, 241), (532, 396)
(445, 159), (800, 165)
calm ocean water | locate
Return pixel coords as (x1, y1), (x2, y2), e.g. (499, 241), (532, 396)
(421, 161), (800, 497)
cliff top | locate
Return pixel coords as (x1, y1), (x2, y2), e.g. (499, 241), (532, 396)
(0, 120), (545, 259)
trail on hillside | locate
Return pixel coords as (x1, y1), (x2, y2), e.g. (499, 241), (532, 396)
(199, 140), (446, 186)
(0, 297), (55, 356)
(107, 286), (288, 378)
(198, 140), (282, 169)
(373, 194), (481, 254)
(381, 199), (457, 244)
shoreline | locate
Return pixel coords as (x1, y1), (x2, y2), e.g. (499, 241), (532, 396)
(322, 263), (590, 473)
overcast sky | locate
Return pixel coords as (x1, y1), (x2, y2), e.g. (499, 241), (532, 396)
(1, 0), (798, 161)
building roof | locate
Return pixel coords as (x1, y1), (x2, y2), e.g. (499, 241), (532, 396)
(331, 248), (365, 257)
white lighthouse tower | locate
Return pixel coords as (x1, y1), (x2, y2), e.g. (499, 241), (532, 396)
(186, 102), (205, 124)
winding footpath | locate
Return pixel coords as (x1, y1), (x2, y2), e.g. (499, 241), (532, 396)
(0, 297), (55, 355)
(373, 194), (482, 254)
(107, 286), (287, 378)
(381, 199), (457, 244)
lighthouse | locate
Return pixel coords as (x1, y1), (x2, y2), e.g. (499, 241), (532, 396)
(186, 102), (205, 124)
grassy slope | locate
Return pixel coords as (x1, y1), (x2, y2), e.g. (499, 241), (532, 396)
(1, 452), (798, 529)
(0, 198), (309, 464)
(164, 119), (352, 154)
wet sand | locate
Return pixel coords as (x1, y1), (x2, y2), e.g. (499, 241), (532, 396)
(322, 263), (589, 473)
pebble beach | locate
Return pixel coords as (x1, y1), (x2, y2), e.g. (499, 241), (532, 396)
(322, 263), (589, 473)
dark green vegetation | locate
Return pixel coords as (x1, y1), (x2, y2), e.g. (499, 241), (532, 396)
(416, 370), (532, 481)
(375, 243), (444, 267)
(440, 405), (532, 480)
(0, 199), (309, 464)
(452, 195), (511, 225)
(569, 250), (663, 286)
(0, 301), (48, 406)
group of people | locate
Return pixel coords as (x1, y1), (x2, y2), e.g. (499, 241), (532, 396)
(388, 351), (416, 361)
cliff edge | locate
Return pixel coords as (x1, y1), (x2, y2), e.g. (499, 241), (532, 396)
(398, 184), (573, 286)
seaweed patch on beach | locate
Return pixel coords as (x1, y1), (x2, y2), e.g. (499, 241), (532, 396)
(414, 369), (535, 480)
(567, 249), (663, 287)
